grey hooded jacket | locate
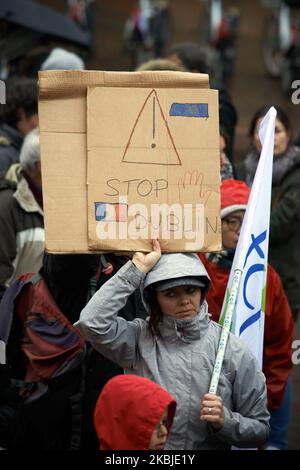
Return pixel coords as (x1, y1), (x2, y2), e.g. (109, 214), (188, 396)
(75, 254), (269, 450)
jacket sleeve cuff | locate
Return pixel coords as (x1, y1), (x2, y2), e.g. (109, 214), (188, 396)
(216, 406), (232, 438)
(120, 260), (146, 288)
(211, 406), (233, 440)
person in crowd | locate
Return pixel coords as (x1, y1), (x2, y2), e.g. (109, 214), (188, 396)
(40, 47), (85, 71)
(0, 78), (38, 176)
(0, 128), (44, 302)
(236, 106), (300, 321)
(16, 46), (85, 78)
(123, 0), (170, 69)
(0, 252), (148, 450)
(0, 252), (99, 450)
(136, 57), (186, 71)
(165, 41), (238, 163)
(75, 240), (270, 450)
(220, 127), (234, 180)
(40, 252), (146, 450)
(150, 0), (170, 58)
(199, 179), (294, 450)
(64, 252), (147, 449)
(136, 57), (231, 183)
(94, 374), (176, 450)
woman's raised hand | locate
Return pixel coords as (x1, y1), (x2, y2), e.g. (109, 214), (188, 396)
(132, 239), (161, 274)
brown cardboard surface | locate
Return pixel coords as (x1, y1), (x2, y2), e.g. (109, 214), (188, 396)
(38, 70), (221, 253)
(87, 87), (221, 252)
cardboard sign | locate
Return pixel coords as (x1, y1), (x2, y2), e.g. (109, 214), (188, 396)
(39, 70), (222, 253)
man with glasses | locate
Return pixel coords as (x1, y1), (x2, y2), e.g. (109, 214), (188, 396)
(199, 179), (294, 450)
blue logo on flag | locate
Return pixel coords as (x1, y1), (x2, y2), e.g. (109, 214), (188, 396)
(239, 230), (267, 335)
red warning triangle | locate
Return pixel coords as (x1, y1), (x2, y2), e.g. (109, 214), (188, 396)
(122, 89), (182, 165)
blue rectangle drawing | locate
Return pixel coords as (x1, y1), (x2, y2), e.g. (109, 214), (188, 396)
(95, 202), (106, 221)
(169, 103), (208, 118)
(95, 202), (128, 222)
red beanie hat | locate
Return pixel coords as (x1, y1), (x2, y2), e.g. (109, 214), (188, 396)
(221, 179), (250, 219)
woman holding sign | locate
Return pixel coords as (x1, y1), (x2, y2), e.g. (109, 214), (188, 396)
(75, 240), (269, 450)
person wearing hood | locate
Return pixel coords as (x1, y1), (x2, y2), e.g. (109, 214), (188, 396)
(75, 240), (269, 450)
(94, 374), (176, 450)
(199, 179), (294, 450)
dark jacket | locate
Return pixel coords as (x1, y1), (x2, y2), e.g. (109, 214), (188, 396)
(236, 151), (300, 316)
(0, 365), (21, 449)
(77, 254), (147, 449)
(0, 253), (147, 450)
(269, 158), (300, 314)
(218, 87), (238, 163)
(41, 253), (147, 450)
(0, 171), (44, 301)
(0, 124), (23, 177)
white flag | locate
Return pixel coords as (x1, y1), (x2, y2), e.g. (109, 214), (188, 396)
(220, 107), (276, 370)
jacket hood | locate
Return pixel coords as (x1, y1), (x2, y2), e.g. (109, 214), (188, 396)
(94, 374), (176, 450)
(5, 163), (22, 184)
(144, 253), (211, 297)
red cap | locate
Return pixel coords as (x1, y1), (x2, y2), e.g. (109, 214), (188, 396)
(221, 179), (250, 219)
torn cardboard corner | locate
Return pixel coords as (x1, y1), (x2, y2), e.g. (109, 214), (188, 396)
(39, 70), (222, 254)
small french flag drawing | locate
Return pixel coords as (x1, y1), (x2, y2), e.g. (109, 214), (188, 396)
(95, 202), (127, 222)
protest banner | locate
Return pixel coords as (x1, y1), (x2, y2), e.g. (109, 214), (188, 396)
(39, 70), (222, 252)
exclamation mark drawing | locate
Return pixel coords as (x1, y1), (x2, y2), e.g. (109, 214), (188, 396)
(151, 96), (156, 149)
(122, 88), (181, 165)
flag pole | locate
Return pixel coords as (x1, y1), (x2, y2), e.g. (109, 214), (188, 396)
(209, 269), (242, 394)
(209, 197), (261, 394)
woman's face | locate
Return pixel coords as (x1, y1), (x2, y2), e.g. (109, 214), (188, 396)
(253, 117), (290, 157)
(156, 285), (202, 320)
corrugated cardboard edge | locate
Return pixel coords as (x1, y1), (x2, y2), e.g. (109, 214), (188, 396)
(38, 70), (209, 98)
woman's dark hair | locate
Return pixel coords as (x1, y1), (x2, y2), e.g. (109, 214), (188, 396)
(144, 287), (164, 337)
(248, 106), (292, 139)
(166, 42), (209, 73)
(0, 77), (38, 127)
(40, 253), (100, 323)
